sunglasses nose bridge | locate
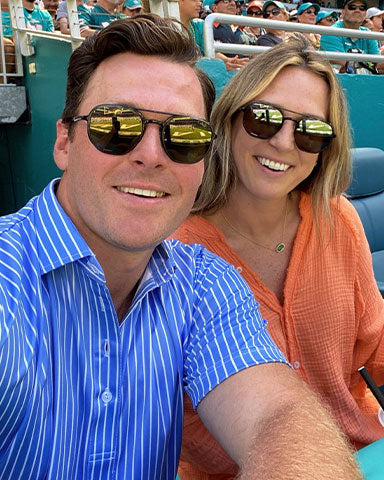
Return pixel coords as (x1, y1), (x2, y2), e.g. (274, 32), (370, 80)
(268, 117), (297, 152)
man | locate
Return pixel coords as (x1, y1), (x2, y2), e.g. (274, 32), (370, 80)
(211, 0), (251, 68)
(179, 0), (205, 54)
(320, 0), (382, 71)
(0, 14), (362, 480)
(5, 0), (54, 32)
(256, 1), (289, 46)
(56, 0), (96, 36)
(121, 0), (143, 17)
(80, 0), (125, 29)
(365, 7), (384, 52)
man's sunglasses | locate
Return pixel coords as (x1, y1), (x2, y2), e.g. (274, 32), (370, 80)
(239, 103), (335, 154)
(347, 4), (366, 11)
(248, 9), (262, 16)
(263, 7), (281, 18)
(63, 104), (215, 164)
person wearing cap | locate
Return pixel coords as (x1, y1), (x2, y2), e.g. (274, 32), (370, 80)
(364, 7), (384, 52)
(256, 1), (289, 47)
(315, 10), (338, 26)
(56, 0), (96, 36)
(121, 0), (142, 16)
(320, 0), (383, 72)
(296, 2), (321, 48)
(243, 0), (265, 40)
(179, 0), (205, 54)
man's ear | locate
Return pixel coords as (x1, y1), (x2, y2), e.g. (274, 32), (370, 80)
(53, 119), (70, 172)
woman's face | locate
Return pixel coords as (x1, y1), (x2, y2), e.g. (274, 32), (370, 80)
(298, 6), (317, 24)
(230, 66), (330, 202)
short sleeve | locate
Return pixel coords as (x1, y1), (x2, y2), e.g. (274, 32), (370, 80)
(183, 250), (288, 408)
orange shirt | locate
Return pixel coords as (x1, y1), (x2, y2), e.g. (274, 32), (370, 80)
(172, 194), (384, 480)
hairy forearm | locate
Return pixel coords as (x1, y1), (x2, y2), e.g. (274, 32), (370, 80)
(237, 388), (362, 480)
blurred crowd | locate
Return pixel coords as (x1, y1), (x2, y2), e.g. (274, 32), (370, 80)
(1, 0), (384, 76)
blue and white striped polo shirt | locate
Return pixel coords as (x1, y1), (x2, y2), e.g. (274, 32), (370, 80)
(0, 180), (287, 480)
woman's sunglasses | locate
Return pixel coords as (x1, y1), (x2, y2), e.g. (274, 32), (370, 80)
(239, 103), (335, 154)
(302, 8), (316, 14)
(347, 4), (366, 10)
(263, 7), (281, 18)
(63, 104), (215, 164)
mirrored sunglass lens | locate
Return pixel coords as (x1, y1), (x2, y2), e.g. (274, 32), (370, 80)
(164, 117), (213, 164)
(88, 106), (143, 154)
(243, 104), (283, 138)
(295, 119), (334, 153)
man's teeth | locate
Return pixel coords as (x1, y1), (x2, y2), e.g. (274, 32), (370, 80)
(257, 157), (290, 171)
(116, 186), (166, 197)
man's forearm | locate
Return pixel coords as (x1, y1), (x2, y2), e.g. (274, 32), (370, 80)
(238, 387), (362, 480)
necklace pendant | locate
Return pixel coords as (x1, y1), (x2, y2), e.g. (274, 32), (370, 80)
(275, 242), (285, 253)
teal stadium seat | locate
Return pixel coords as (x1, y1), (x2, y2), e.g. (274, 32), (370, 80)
(345, 148), (384, 297)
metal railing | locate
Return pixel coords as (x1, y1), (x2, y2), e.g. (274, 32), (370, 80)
(203, 13), (384, 65)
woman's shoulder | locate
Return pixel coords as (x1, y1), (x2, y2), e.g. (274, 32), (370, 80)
(170, 215), (221, 244)
(330, 195), (366, 245)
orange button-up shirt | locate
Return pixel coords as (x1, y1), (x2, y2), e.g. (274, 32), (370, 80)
(172, 194), (384, 480)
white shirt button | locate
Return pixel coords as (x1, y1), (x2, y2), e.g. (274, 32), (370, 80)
(293, 361), (300, 369)
(101, 389), (112, 404)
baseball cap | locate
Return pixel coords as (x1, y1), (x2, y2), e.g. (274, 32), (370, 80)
(262, 1), (287, 13)
(202, 0), (215, 8)
(297, 2), (320, 15)
(343, 0), (367, 8)
(316, 10), (337, 23)
(366, 7), (384, 19)
(247, 0), (263, 11)
(123, 0), (142, 9)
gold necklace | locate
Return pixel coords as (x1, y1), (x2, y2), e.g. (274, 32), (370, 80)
(221, 196), (289, 254)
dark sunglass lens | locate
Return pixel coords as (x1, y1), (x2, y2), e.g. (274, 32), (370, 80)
(243, 104), (283, 139)
(88, 106), (143, 155)
(163, 117), (213, 164)
(295, 118), (334, 153)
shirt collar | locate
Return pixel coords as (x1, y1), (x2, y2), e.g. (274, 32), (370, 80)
(34, 179), (177, 283)
(33, 179), (94, 274)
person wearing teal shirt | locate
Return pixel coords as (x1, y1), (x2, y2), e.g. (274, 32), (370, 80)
(320, 0), (382, 72)
(80, 0), (125, 29)
(2, 0), (54, 36)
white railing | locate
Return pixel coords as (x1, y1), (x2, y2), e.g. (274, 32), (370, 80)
(203, 13), (384, 65)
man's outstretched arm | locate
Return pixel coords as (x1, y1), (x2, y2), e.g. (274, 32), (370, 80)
(198, 363), (362, 480)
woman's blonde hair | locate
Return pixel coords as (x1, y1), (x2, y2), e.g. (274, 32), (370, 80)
(193, 35), (352, 225)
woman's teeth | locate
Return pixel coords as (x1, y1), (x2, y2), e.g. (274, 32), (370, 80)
(257, 157), (290, 171)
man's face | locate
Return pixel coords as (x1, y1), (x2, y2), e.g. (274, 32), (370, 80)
(43, 0), (59, 13)
(342, 1), (367, 27)
(54, 53), (207, 256)
(179, 0), (202, 21)
(371, 14), (383, 31)
(212, 0), (236, 15)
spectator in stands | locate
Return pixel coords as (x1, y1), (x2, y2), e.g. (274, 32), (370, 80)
(256, 1), (289, 46)
(320, 0), (383, 72)
(315, 9), (338, 26)
(42, 0), (60, 29)
(1, 0), (15, 76)
(179, 0), (205, 54)
(56, 0), (95, 36)
(365, 7), (384, 53)
(174, 34), (384, 480)
(296, 2), (320, 48)
(243, 0), (265, 41)
(11, 0), (55, 31)
(81, 0), (125, 29)
(210, 0), (251, 69)
(121, 0), (143, 16)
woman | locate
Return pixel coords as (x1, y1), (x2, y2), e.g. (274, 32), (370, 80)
(243, 0), (265, 41)
(174, 37), (384, 480)
(256, 1), (289, 46)
(296, 2), (321, 48)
